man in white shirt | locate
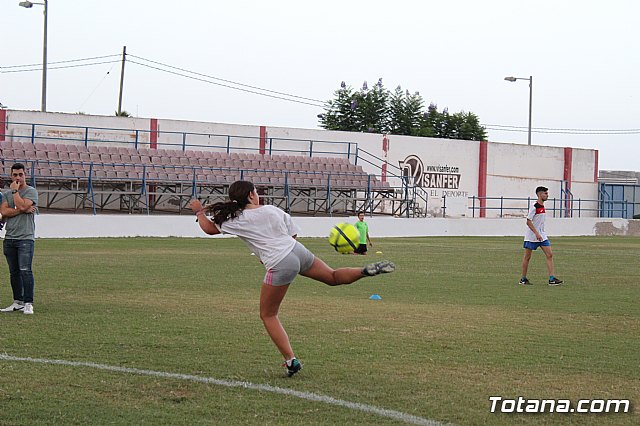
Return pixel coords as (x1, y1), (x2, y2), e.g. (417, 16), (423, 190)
(519, 186), (563, 286)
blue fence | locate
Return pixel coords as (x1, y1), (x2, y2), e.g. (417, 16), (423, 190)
(2, 121), (358, 162)
(469, 195), (635, 218)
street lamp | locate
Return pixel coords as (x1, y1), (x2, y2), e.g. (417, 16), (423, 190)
(19, 0), (48, 112)
(504, 75), (533, 145)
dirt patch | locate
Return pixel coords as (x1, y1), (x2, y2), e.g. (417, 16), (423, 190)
(626, 220), (640, 236)
(594, 222), (624, 236)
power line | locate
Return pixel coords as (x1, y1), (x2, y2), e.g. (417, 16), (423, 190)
(484, 125), (640, 135)
(485, 123), (640, 133)
(127, 59), (325, 108)
(0, 59), (121, 74)
(0, 54), (121, 70)
(2, 52), (639, 133)
(128, 54), (325, 105)
(77, 63), (118, 111)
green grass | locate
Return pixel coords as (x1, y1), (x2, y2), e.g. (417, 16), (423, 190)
(0, 236), (638, 425)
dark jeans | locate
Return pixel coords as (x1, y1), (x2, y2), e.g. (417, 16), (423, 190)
(3, 239), (35, 304)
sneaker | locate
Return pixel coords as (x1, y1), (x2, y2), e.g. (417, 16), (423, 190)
(548, 278), (563, 286)
(362, 260), (396, 277)
(23, 303), (34, 315)
(0, 301), (25, 312)
(519, 278), (532, 285)
(285, 358), (302, 377)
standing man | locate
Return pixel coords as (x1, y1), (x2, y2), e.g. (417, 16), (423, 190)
(353, 211), (373, 255)
(0, 163), (38, 314)
(519, 186), (563, 286)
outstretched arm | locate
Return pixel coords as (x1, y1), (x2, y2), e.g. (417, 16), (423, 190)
(189, 199), (220, 235)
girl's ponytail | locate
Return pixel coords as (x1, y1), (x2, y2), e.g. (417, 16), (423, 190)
(205, 180), (254, 225)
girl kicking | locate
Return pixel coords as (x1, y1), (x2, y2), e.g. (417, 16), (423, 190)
(190, 180), (395, 377)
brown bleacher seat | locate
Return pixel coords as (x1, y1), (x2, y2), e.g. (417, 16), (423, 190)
(13, 141), (379, 200)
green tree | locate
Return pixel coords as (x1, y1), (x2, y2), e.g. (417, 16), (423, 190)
(388, 86), (407, 135)
(455, 111), (487, 141)
(417, 103), (438, 138)
(319, 80), (487, 141)
(354, 79), (388, 133)
(405, 90), (425, 136)
(387, 86), (425, 136)
(317, 82), (358, 131)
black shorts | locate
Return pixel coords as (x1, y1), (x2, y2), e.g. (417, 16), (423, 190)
(354, 243), (368, 254)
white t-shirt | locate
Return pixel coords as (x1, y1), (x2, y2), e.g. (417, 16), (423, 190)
(524, 202), (548, 242)
(215, 205), (301, 270)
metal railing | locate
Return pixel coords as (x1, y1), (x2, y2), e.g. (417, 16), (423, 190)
(2, 121), (358, 161)
(599, 183), (640, 218)
(468, 195), (633, 218)
(357, 148), (428, 217)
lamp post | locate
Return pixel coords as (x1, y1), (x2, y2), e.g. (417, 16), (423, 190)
(504, 75), (533, 145)
(19, 0), (48, 112)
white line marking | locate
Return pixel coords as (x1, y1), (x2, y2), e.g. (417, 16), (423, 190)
(0, 354), (447, 426)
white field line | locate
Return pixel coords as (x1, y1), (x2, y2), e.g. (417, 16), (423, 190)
(0, 354), (447, 426)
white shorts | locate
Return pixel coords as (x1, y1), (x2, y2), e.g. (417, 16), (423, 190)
(263, 242), (315, 286)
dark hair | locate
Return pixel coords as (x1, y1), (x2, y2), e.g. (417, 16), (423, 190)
(357, 211), (365, 216)
(207, 180), (255, 225)
(11, 163), (26, 172)
(535, 186), (548, 194)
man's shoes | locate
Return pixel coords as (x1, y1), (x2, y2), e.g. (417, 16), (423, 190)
(23, 303), (34, 315)
(363, 260), (396, 276)
(519, 278), (532, 285)
(548, 278), (563, 286)
(285, 358), (302, 377)
(0, 301), (25, 312)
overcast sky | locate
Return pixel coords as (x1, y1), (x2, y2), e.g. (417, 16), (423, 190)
(1, 0), (638, 171)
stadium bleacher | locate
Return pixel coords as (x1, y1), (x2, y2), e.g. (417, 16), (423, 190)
(1, 140), (401, 215)
(0, 140), (388, 189)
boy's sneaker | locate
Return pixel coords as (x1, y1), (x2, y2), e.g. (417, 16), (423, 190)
(362, 260), (396, 277)
(285, 358), (302, 377)
(0, 301), (25, 312)
(519, 278), (532, 285)
(23, 303), (34, 315)
(548, 278), (563, 286)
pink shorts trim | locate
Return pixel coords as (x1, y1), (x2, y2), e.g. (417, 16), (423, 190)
(263, 269), (274, 286)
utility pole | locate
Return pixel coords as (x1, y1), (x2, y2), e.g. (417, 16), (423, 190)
(117, 46), (127, 115)
(19, 0), (48, 111)
(41, 0), (48, 112)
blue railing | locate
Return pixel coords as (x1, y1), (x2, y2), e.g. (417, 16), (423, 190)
(2, 121), (358, 161)
(599, 183), (640, 218)
(3, 157), (401, 216)
(468, 196), (632, 218)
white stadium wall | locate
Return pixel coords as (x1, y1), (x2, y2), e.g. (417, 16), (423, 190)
(485, 142), (565, 218)
(384, 135), (480, 217)
(1, 110), (599, 218)
(4, 215), (637, 239)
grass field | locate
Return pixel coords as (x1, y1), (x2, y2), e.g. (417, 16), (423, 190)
(0, 236), (638, 425)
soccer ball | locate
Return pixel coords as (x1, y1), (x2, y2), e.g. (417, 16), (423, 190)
(328, 223), (360, 254)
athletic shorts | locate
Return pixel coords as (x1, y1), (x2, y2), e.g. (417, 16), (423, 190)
(523, 240), (551, 250)
(354, 243), (368, 254)
(263, 241), (315, 286)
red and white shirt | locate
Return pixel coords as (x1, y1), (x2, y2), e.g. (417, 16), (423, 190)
(524, 202), (548, 242)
